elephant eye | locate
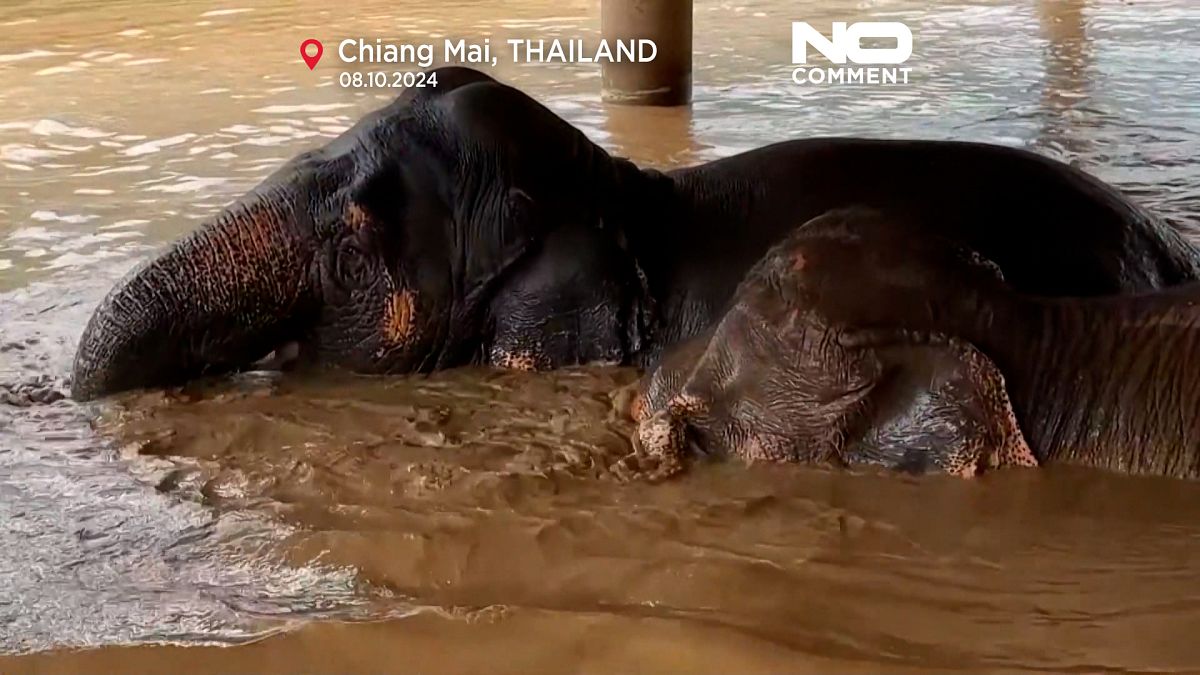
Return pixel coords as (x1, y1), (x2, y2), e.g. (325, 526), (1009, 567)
(335, 240), (371, 288)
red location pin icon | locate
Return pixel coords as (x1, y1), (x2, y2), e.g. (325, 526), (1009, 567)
(300, 39), (323, 70)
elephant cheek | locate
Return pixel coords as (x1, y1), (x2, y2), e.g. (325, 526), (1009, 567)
(380, 288), (418, 349)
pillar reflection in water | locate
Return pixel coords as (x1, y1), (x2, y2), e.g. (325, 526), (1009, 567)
(1036, 0), (1095, 159)
(601, 102), (705, 169)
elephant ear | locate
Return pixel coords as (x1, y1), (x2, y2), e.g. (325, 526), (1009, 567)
(496, 185), (538, 259)
(342, 152), (544, 311)
(455, 185), (544, 307)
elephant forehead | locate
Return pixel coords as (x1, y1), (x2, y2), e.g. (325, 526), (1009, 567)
(381, 288), (417, 344)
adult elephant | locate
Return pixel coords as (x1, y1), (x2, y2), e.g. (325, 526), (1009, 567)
(633, 207), (1200, 479)
(71, 66), (1200, 401)
(72, 66), (648, 399)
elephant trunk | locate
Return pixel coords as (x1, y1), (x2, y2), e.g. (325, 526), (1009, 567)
(71, 191), (316, 400)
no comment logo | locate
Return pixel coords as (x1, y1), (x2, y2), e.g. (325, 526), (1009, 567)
(791, 21), (913, 85)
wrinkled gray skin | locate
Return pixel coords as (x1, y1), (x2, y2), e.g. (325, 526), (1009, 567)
(72, 67), (650, 399)
(73, 66), (1200, 402)
(638, 208), (1200, 479)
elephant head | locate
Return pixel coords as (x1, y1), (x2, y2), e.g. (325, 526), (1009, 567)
(71, 67), (657, 400)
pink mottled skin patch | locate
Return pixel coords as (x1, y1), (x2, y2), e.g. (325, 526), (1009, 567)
(382, 289), (416, 345)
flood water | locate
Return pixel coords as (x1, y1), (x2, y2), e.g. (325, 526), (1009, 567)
(3, 0), (1200, 671)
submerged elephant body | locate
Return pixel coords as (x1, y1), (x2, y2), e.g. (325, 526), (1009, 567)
(624, 136), (1200, 356)
(72, 67), (1200, 479)
(637, 208), (1200, 478)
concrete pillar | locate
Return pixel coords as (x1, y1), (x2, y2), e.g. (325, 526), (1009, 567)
(601, 0), (692, 106)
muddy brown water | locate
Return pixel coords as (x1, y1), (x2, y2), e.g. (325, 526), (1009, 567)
(3, 0), (1200, 672)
